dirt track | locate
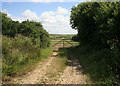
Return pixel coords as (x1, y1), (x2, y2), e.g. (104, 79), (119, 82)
(11, 52), (58, 84)
(56, 60), (91, 84)
(5, 45), (91, 84)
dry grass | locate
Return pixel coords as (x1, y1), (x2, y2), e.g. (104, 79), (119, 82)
(39, 54), (67, 84)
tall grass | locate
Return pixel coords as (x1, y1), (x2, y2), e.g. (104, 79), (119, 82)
(68, 45), (120, 85)
(2, 35), (52, 80)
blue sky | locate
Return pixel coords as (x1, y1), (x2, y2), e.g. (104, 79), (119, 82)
(2, 2), (79, 17)
(2, 1), (85, 34)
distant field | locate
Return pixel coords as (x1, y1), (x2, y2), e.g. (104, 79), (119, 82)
(50, 34), (79, 47)
(51, 39), (79, 47)
(49, 34), (75, 40)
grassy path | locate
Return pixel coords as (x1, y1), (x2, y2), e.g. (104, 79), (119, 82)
(6, 51), (66, 84)
(4, 46), (91, 84)
(56, 59), (91, 84)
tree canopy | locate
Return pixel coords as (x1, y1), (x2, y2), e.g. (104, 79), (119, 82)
(1, 12), (50, 48)
(70, 2), (120, 84)
(70, 2), (120, 50)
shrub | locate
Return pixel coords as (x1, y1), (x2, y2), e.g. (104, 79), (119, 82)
(69, 46), (120, 85)
(2, 35), (52, 77)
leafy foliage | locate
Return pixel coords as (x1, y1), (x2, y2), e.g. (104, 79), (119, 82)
(1, 12), (50, 48)
(70, 2), (120, 50)
(1, 12), (52, 79)
(70, 2), (120, 84)
(2, 35), (52, 77)
(71, 35), (79, 42)
(68, 46), (120, 84)
(2, 13), (19, 37)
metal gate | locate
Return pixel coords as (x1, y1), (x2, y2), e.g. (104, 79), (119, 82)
(52, 38), (75, 51)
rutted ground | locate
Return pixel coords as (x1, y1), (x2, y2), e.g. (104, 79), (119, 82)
(37, 51), (66, 84)
(56, 59), (91, 84)
(9, 51), (65, 84)
(5, 47), (91, 84)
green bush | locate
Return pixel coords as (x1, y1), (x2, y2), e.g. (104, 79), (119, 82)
(1, 12), (52, 80)
(69, 46), (120, 85)
(1, 12), (50, 48)
(70, 2), (120, 50)
(70, 2), (120, 85)
(2, 35), (52, 77)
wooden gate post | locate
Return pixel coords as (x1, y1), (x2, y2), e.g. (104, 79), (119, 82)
(63, 39), (64, 48)
(62, 38), (65, 48)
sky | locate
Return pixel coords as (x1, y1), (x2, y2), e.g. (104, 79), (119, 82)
(1, 0), (86, 34)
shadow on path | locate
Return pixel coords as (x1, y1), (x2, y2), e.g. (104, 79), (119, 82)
(58, 47), (84, 73)
(56, 47), (91, 84)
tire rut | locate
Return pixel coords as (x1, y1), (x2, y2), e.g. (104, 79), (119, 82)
(56, 60), (91, 84)
(5, 49), (91, 84)
(11, 52), (57, 84)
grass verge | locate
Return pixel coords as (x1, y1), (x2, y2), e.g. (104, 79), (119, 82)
(2, 35), (53, 81)
(67, 45), (120, 85)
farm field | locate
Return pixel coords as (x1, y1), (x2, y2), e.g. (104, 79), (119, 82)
(49, 34), (79, 49)
(51, 39), (79, 47)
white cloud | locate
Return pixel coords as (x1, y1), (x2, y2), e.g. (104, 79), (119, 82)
(2, 7), (77, 34)
(2, 9), (11, 17)
(2, 9), (8, 13)
(11, 16), (25, 22)
(1, 9), (26, 22)
(40, 7), (77, 34)
(22, 9), (39, 21)
(40, 7), (69, 23)
(56, 7), (69, 15)
(75, 3), (79, 7)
